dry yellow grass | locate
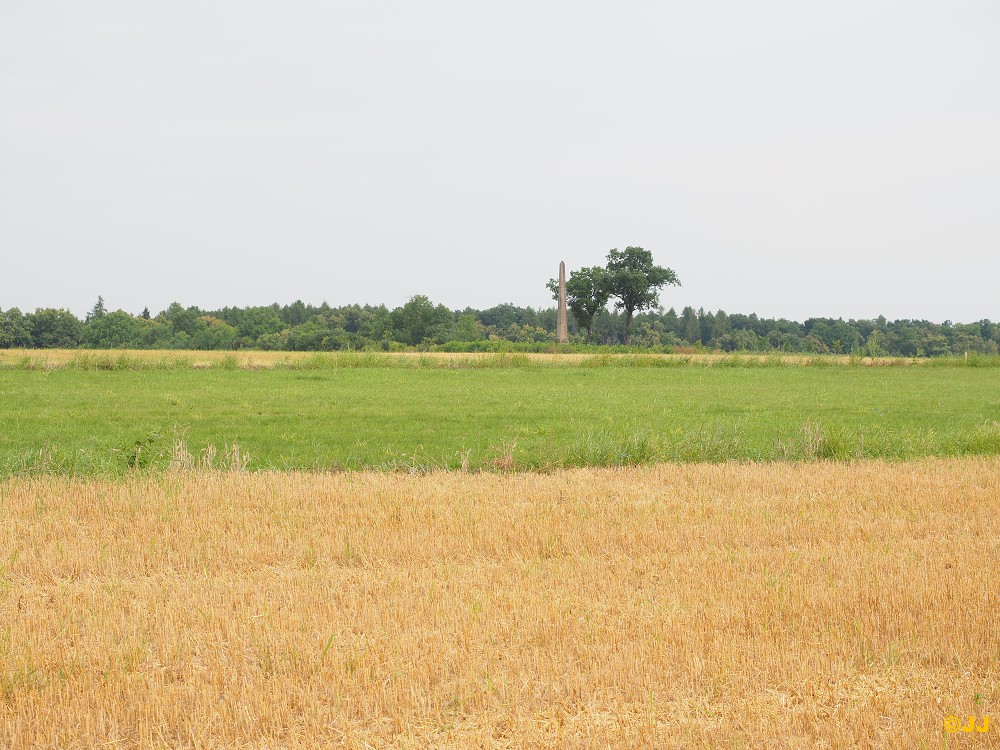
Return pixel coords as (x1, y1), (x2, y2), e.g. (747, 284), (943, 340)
(0, 348), (928, 370)
(2, 460), (998, 748)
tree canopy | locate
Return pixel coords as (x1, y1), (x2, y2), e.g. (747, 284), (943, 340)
(551, 247), (681, 345)
(604, 247), (681, 344)
(0, 294), (996, 357)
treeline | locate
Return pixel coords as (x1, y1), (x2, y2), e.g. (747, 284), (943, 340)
(0, 296), (997, 356)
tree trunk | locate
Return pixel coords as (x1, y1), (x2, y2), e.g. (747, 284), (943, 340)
(624, 309), (634, 345)
(585, 326), (592, 344)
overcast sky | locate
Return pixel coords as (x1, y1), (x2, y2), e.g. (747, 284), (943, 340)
(1, 1), (997, 322)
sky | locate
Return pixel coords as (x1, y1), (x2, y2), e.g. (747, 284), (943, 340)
(1, 1), (997, 322)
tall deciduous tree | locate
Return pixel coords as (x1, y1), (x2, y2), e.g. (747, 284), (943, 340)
(604, 247), (680, 345)
(28, 308), (82, 348)
(546, 266), (610, 343)
(390, 295), (453, 345)
(82, 310), (142, 348)
(0, 308), (33, 348)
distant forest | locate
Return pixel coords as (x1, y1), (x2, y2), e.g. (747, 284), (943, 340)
(1, 296), (998, 357)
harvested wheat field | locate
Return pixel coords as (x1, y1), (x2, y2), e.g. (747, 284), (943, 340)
(3, 459), (999, 748)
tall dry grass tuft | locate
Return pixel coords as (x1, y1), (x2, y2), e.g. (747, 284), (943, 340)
(1, 459), (998, 748)
(167, 434), (195, 471)
(168, 435), (250, 472)
(488, 439), (518, 472)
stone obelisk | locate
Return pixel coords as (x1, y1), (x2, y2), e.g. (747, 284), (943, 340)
(556, 261), (569, 343)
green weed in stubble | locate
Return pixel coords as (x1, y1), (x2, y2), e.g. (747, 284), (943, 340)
(320, 633), (336, 663)
(0, 665), (42, 700)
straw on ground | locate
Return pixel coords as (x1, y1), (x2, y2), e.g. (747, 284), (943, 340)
(2, 459), (998, 748)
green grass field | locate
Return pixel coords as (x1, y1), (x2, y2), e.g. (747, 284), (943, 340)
(2, 354), (999, 475)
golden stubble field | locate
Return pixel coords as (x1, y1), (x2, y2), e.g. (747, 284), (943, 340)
(2, 460), (998, 748)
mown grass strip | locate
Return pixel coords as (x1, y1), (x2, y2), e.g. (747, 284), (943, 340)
(2, 365), (998, 475)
